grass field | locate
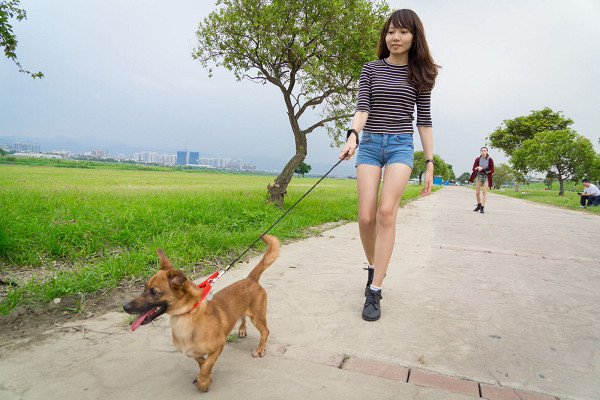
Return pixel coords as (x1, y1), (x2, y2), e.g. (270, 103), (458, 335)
(0, 164), (434, 314)
(481, 182), (600, 214)
(492, 188), (600, 213)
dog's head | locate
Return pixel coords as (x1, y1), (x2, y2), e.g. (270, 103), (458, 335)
(123, 248), (191, 331)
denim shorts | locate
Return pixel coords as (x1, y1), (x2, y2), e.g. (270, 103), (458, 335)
(355, 131), (414, 168)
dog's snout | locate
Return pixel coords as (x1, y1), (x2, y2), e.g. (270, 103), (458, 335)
(123, 302), (132, 313)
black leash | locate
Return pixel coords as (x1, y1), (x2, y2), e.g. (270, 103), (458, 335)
(212, 154), (348, 281)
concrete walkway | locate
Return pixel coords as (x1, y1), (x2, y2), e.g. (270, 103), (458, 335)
(1, 186), (599, 399)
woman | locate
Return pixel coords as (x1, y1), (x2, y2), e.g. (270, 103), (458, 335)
(468, 147), (494, 213)
(339, 9), (439, 321)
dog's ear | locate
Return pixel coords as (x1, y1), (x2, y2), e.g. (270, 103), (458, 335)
(167, 270), (187, 288)
(157, 248), (174, 271)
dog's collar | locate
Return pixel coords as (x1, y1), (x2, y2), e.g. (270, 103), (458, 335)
(174, 282), (212, 316)
(175, 301), (201, 316)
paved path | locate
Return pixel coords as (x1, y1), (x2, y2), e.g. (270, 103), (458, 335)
(1, 186), (599, 399)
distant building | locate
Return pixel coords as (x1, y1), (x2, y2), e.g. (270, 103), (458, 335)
(161, 154), (176, 165)
(87, 149), (105, 158)
(10, 142), (40, 152)
(189, 152), (199, 165)
(51, 150), (71, 157)
(176, 151), (187, 165)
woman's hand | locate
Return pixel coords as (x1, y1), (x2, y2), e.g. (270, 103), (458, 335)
(339, 135), (358, 160)
(420, 165), (434, 196)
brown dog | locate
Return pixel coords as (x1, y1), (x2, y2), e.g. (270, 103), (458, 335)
(123, 235), (280, 392)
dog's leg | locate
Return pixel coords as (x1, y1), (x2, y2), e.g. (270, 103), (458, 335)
(249, 313), (269, 358)
(195, 345), (224, 392)
(195, 356), (206, 369)
(238, 317), (247, 338)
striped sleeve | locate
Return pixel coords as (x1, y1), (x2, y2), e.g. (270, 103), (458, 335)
(355, 63), (371, 113)
(415, 90), (432, 127)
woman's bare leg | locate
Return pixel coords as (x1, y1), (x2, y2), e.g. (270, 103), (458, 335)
(371, 163), (412, 287)
(356, 164), (382, 265)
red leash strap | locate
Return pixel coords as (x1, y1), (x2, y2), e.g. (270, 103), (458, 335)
(197, 270), (219, 301)
(176, 271), (220, 316)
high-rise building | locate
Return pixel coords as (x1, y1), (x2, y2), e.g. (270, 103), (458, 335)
(161, 154), (177, 165)
(189, 152), (199, 165)
(176, 151), (187, 165)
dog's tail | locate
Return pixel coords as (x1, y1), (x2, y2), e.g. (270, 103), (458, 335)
(247, 235), (280, 282)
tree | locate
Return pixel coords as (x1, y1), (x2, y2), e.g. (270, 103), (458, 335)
(543, 172), (555, 190)
(411, 151), (450, 184)
(457, 172), (470, 184)
(447, 164), (455, 180)
(488, 107), (572, 191)
(294, 162), (311, 177)
(492, 163), (513, 189)
(511, 129), (598, 196)
(193, 0), (389, 205)
(0, 0), (43, 78)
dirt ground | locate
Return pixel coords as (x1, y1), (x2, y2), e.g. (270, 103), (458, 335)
(0, 282), (143, 350)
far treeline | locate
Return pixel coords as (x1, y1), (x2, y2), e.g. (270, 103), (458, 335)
(486, 107), (599, 196)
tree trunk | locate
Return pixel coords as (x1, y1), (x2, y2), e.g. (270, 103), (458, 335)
(267, 126), (308, 207)
(558, 177), (565, 196)
(514, 181), (520, 192)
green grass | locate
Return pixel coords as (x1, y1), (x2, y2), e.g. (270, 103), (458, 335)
(492, 186), (600, 213)
(0, 164), (436, 314)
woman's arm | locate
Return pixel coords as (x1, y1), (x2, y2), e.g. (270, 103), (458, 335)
(339, 111), (369, 160)
(418, 125), (434, 196)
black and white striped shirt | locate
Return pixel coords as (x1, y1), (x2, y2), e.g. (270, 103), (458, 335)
(356, 59), (432, 134)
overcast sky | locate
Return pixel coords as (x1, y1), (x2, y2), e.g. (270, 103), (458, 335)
(2, 0), (599, 176)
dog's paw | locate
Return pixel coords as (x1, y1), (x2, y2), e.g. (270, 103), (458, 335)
(238, 328), (247, 338)
(252, 348), (266, 358)
(194, 376), (211, 392)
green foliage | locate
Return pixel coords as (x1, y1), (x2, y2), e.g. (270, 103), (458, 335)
(194, 0), (389, 142)
(511, 129), (598, 195)
(488, 107), (582, 187)
(411, 151), (451, 183)
(488, 107), (573, 156)
(457, 172), (470, 183)
(294, 162), (312, 177)
(0, 0), (43, 78)
(492, 163), (513, 189)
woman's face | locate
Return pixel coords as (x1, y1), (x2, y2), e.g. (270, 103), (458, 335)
(385, 24), (413, 59)
(480, 148), (488, 157)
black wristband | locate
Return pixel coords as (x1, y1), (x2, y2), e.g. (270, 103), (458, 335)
(425, 159), (434, 166)
(346, 129), (359, 146)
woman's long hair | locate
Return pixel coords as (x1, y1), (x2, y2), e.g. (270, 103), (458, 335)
(376, 9), (439, 92)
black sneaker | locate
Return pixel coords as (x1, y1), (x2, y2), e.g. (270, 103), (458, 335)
(480, 206), (485, 214)
(473, 204), (482, 211)
(364, 267), (374, 296)
(362, 287), (382, 321)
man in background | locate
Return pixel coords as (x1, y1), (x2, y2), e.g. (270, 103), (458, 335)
(579, 178), (600, 207)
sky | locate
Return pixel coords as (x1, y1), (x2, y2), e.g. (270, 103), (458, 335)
(1, 0), (600, 177)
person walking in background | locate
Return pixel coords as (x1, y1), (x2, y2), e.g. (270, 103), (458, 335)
(579, 178), (600, 207)
(468, 147), (494, 214)
(339, 9), (439, 321)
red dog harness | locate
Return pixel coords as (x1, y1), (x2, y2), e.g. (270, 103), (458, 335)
(175, 270), (222, 316)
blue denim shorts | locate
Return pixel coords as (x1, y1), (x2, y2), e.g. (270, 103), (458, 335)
(355, 131), (414, 168)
